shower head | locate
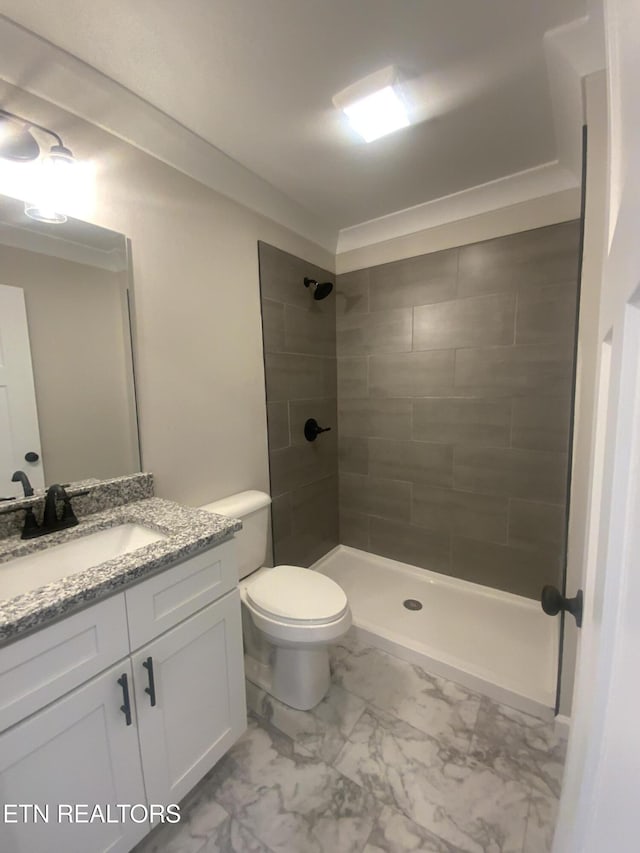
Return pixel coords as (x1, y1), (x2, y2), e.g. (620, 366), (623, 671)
(304, 277), (333, 301)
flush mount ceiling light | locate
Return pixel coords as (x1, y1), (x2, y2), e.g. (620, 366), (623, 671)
(333, 65), (410, 143)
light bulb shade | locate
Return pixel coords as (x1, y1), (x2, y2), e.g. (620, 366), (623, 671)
(0, 110), (92, 221)
(24, 202), (67, 224)
(48, 143), (75, 165)
(0, 115), (40, 161)
(23, 148), (78, 224)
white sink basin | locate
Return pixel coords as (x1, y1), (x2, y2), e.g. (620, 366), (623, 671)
(0, 523), (167, 600)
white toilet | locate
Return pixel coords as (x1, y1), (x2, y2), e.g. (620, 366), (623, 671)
(200, 490), (351, 710)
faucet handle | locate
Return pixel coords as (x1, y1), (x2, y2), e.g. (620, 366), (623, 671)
(59, 496), (79, 526)
(21, 507), (41, 539)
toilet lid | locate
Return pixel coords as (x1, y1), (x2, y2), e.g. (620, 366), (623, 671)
(246, 565), (348, 624)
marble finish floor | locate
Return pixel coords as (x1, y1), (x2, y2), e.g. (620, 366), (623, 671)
(134, 630), (566, 853)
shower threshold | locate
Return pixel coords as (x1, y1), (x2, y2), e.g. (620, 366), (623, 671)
(314, 545), (559, 719)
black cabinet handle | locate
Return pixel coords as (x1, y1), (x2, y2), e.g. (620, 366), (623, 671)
(117, 673), (132, 725)
(304, 418), (332, 442)
(541, 586), (584, 628)
(142, 656), (157, 707)
(24, 451), (39, 463)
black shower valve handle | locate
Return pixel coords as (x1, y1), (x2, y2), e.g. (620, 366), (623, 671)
(304, 418), (332, 442)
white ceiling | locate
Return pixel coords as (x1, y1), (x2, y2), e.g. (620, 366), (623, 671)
(0, 0), (589, 238)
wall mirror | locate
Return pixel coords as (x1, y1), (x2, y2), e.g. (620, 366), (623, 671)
(0, 194), (141, 496)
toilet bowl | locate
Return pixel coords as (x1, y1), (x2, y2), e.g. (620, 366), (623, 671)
(200, 491), (351, 710)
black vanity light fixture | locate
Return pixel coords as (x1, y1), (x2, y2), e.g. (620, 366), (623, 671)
(303, 277), (333, 301)
(0, 107), (76, 223)
(0, 108), (74, 165)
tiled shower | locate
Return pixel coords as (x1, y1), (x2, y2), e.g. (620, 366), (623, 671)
(259, 242), (339, 567)
(259, 221), (580, 601)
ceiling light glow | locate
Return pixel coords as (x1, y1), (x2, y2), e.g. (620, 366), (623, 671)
(0, 107), (95, 222)
(343, 86), (409, 143)
(333, 65), (410, 143)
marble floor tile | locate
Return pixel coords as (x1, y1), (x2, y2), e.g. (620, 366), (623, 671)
(209, 718), (376, 853)
(469, 698), (565, 799)
(474, 698), (566, 759)
(135, 638), (565, 853)
(132, 790), (269, 853)
(246, 680), (367, 764)
(522, 789), (558, 853)
(334, 705), (530, 853)
(330, 627), (369, 661)
(197, 814), (274, 853)
(330, 640), (481, 753)
(364, 805), (466, 852)
(132, 822), (205, 853)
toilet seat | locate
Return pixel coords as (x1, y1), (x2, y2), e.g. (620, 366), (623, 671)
(246, 565), (348, 625)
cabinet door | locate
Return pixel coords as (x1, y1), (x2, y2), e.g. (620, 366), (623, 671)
(132, 589), (246, 806)
(0, 661), (147, 853)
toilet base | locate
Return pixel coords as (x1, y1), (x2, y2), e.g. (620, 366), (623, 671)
(273, 645), (330, 710)
(244, 646), (330, 711)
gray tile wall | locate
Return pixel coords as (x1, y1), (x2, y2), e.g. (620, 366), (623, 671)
(259, 242), (338, 566)
(336, 222), (580, 599)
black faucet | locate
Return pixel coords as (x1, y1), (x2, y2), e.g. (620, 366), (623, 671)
(11, 470), (34, 497)
(5, 484), (80, 540)
(0, 483), (88, 540)
(42, 484), (79, 532)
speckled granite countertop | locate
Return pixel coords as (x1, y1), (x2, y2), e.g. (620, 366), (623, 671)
(0, 497), (241, 645)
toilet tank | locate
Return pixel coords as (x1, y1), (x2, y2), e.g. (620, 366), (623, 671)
(199, 490), (271, 581)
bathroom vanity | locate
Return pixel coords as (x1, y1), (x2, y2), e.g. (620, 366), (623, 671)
(0, 475), (246, 853)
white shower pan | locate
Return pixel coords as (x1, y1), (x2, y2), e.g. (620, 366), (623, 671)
(314, 545), (559, 719)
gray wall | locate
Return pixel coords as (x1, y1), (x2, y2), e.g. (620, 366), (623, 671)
(259, 242), (338, 566)
(336, 221), (580, 599)
(2, 84), (336, 509)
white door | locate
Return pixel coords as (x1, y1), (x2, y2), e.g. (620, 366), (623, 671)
(0, 283), (44, 495)
(132, 590), (246, 808)
(0, 661), (147, 853)
(553, 1), (640, 850)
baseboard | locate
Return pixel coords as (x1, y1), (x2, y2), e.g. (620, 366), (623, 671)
(554, 714), (571, 740)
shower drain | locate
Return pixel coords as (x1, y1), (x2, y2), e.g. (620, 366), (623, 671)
(403, 599), (423, 611)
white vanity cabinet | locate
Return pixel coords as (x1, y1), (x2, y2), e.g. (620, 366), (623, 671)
(132, 591), (245, 806)
(0, 538), (246, 853)
(0, 660), (148, 853)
